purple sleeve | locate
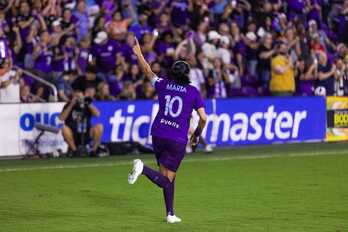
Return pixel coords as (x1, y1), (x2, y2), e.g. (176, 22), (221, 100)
(194, 89), (205, 110)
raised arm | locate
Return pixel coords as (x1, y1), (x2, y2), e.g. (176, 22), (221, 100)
(132, 37), (156, 81)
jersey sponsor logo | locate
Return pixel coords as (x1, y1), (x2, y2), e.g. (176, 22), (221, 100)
(160, 118), (180, 129)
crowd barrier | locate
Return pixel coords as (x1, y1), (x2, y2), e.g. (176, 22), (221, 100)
(0, 96), (331, 156)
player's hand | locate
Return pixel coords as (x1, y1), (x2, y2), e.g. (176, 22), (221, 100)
(132, 37), (142, 56)
(190, 135), (199, 152)
(190, 135), (199, 151)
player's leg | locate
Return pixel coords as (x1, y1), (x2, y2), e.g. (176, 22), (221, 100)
(160, 164), (177, 218)
(62, 125), (77, 151)
(90, 123), (104, 151)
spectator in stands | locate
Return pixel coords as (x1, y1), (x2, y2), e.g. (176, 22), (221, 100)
(295, 58), (317, 96)
(270, 42), (295, 96)
(91, 31), (119, 79)
(0, 69), (21, 103)
(334, 58), (348, 96)
(317, 51), (336, 96)
(32, 31), (53, 78)
(96, 81), (115, 101)
(106, 10), (133, 41)
(258, 33), (274, 92)
(188, 56), (206, 95)
(206, 58), (228, 98)
(73, 65), (101, 98)
(137, 79), (156, 100)
(57, 71), (76, 102)
(245, 31), (259, 76)
(1, 0), (348, 101)
(74, 1), (89, 41)
(20, 84), (39, 103)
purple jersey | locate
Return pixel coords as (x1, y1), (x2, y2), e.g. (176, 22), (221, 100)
(91, 40), (119, 73)
(151, 77), (204, 144)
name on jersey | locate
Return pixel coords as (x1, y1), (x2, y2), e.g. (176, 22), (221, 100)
(160, 118), (180, 129)
(166, 83), (187, 93)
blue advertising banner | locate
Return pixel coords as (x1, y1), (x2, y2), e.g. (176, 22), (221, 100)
(92, 97), (326, 147)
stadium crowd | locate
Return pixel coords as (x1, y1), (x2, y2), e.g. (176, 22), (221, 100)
(1, 0), (348, 102)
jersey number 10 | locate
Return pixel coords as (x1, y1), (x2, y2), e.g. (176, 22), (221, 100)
(164, 95), (183, 118)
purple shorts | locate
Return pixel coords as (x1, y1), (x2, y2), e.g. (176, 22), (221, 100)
(152, 136), (186, 172)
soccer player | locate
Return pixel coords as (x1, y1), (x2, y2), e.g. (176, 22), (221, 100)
(128, 37), (207, 223)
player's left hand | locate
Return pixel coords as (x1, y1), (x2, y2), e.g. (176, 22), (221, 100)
(190, 135), (199, 150)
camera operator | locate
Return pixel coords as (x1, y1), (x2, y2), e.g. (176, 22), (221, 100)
(59, 87), (104, 157)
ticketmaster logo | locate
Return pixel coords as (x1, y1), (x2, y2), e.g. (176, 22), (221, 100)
(204, 105), (307, 143)
(108, 104), (307, 145)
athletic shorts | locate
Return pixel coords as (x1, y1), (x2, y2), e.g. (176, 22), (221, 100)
(152, 136), (186, 172)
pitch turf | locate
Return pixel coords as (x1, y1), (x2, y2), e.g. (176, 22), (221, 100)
(0, 143), (348, 232)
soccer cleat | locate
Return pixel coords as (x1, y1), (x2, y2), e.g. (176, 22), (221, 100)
(204, 145), (213, 153)
(128, 159), (144, 184)
(166, 215), (182, 223)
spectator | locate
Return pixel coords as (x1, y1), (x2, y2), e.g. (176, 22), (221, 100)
(57, 71), (76, 101)
(258, 33), (274, 91)
(91, 31), (119, 79)
(188, 56), (205, 94)
(202, 30), (220, 70)
(317, 51), (336, 96)
(119, 81), (136, 100)
(244, 31), (259, 76)
(32, 31), (53, 78)
(74, 1), (89, 41)
(296, 58), (317, 96)
(106, 10), (132, 40)
(334, 58), (348, 96)
(96, 81), (115, 101)
(206, 58), (228, 98)
(72, 65), (101, 98)
(20, 84), (41, 102)
(76, 36), (92, 75)
(0, 70), (21, 103)
(1, 0), (348, 101)
(270, 42), (295, 96)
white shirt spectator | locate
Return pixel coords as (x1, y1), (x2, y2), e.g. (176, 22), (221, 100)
(189, 67), (205, 91)
(0, 70), (20, 103)
(202, 42), (218, 70)
(217, 36), (231, 65)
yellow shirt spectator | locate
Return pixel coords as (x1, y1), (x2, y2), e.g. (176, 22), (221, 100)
(270, 55), (295, 94)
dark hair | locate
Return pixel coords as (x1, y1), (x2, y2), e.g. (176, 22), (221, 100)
(168, 61), (191, 85)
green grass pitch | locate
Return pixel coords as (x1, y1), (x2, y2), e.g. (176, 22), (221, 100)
(0, 143), (347, 232)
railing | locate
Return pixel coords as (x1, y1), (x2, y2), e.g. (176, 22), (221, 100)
(14, 65), (58, 102)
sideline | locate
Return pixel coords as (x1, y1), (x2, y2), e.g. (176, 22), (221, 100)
(0, 150), (346, 173)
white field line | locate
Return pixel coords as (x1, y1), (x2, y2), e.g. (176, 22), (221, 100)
(0, 150), (347, 173)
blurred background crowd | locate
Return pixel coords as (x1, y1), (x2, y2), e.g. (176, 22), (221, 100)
(1, 0), (348, 102)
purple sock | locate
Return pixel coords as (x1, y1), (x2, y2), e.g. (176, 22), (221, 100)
(142, 165), (171, 188)
(142, 165), (175, 215)
(163, 181), (175, 216)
